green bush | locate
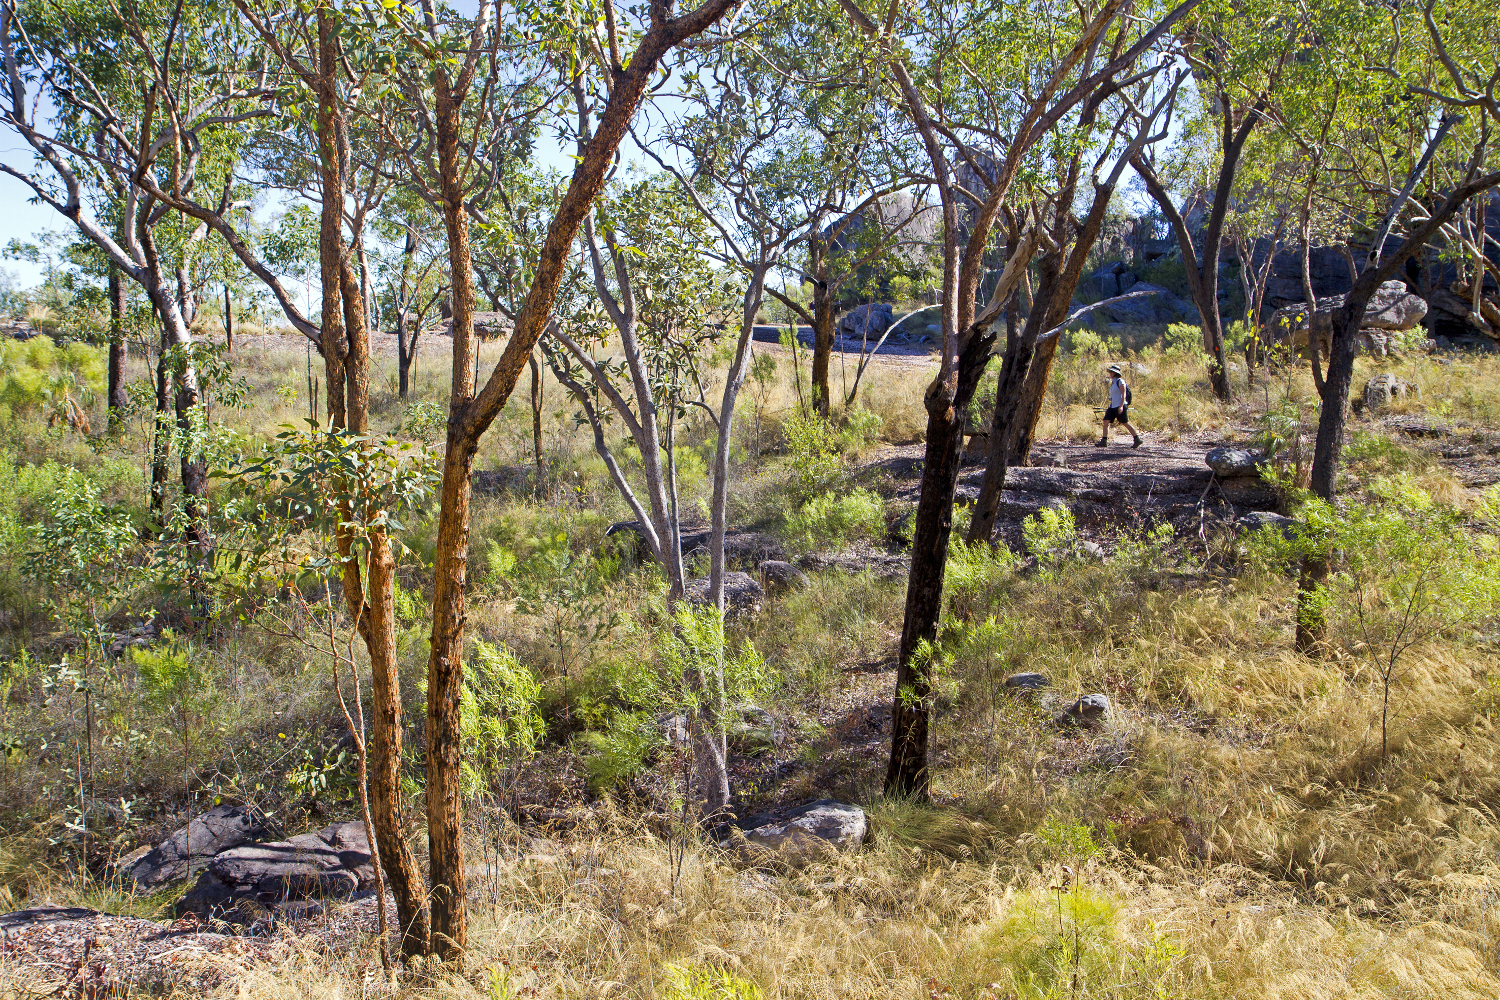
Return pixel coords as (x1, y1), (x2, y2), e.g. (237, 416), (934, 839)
(785, 487), (885, 551)
(662, 964), (764, 1000)
(0, 338), (104, 428)
(1161, 323), (1207, 360)
(576, 711), (662, 793)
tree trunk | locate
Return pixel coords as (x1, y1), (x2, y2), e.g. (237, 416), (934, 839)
(885, 327), (994, 798)
(810, 253), (834, 418)
(529, 350), (544, 485)
(426, 69), (478, 960)
(151, 331), (170, 529)
(358, 527), (432, 956)
(968, 257), (1060, 543)
(107, 269), (127, 431)
(224, 286), (233, 352)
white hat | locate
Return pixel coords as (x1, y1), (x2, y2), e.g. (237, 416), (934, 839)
(1107, 364), (1122, 374)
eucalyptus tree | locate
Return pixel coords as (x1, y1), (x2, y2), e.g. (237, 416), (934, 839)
(838, 0), (1200, 798)
(545, 178), (740, 812)
(371, 193), (447, 400)
(1125, 0), (1310, 400)
(1304, 0), (1500, 502)
(737, 0), (914, 418)
(548, 48), (821, 813)
(0, 0), (273, 553)
(228, 0), (434, 956)
(373, 0), (750, 958)
(967, 73), (1182, 545)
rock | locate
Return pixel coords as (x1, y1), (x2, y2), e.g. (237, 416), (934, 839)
(1053, 693), (1112, 729)
(1267, 281), (1427, 357)
(1080, 540), (1106, 559)
(1205, 447), (1265, 479)
(736, 800), (868, 861)
(1093, 281), (1181, 324)
(127, 804), (270, 892)
(1238, 511), (1297, 538)
(685, 571), (764, 618)
(0, 907), (100, 936)
(837, 303), (895, 341)
(758, 559), (811, 593)
(174, 821), (375, 924)
(1003, 672), (1050, 694)
(657, 714), (690, 747)
(1363, 374), (1417, 413)
(1362, 282), (1428, 330)
(1130, 363), (1153, 375)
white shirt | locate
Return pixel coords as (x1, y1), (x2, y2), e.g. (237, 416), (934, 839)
(1108, 376), (1127, 408)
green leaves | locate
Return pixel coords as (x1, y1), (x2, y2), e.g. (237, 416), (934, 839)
(213, 425), (438, 597)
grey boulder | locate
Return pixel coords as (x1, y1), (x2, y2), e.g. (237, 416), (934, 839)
(1053, 693), (1112, 729)
(685, 571), (764, 618)
(1363, 373), (1418, 413)
(1205, 447), (1265, 479)
(736, 800), (868, 861)
(1004, 672), (1050, 695)
(837, 303), (894, 340)
(759, 559), (811, 594)
(127, 803), (269, 892)
(1362, 282), (1429, 330)
(175, 821), (375, 924)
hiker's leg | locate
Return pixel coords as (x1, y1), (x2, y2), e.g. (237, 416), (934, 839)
(1122, 420), (1138, 438)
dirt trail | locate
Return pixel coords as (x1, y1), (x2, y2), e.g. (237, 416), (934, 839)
(863, 434), (1281, 546)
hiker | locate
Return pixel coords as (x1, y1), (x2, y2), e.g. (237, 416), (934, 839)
(1097, 364), (1142, 448)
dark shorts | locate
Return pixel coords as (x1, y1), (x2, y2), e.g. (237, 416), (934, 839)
(1104, 405), (1129, 423)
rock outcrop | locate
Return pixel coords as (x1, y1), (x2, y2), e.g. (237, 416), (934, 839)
(125, 804), (270, 892)
(174, 821), (375, 926)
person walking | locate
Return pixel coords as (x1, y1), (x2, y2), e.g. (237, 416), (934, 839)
(1097, 363), (1142, 448)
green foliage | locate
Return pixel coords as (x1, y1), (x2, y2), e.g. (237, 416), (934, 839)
(285, 746), (360, 804)
(781, 410), (845, 501)
(397, 400), (447, 445)
(460, 640), (544, 797)
(785, 487), (885, 551)
(215, 424), (437, 598)
(1021, 505), (1081, 574)
(0, 337), (105, 427)
(509, 528), (620, 679)
(25, 475), (139, 640)
(662, 963), (764, 1000)
(576, 711), (662, 793)
(1133, 255), (1191, 297)
(1160, 323), (1207, 361)
(976, 885), (1124, 999)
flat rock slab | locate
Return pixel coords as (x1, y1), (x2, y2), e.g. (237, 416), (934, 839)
(0, 908), (275, 993)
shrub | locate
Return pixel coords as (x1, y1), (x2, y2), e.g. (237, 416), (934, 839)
(662, 964), (764, 1000)
(1161, 322), (1208, 360)
(785, 487), (885, 551)
(576, 711), (661, 793)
